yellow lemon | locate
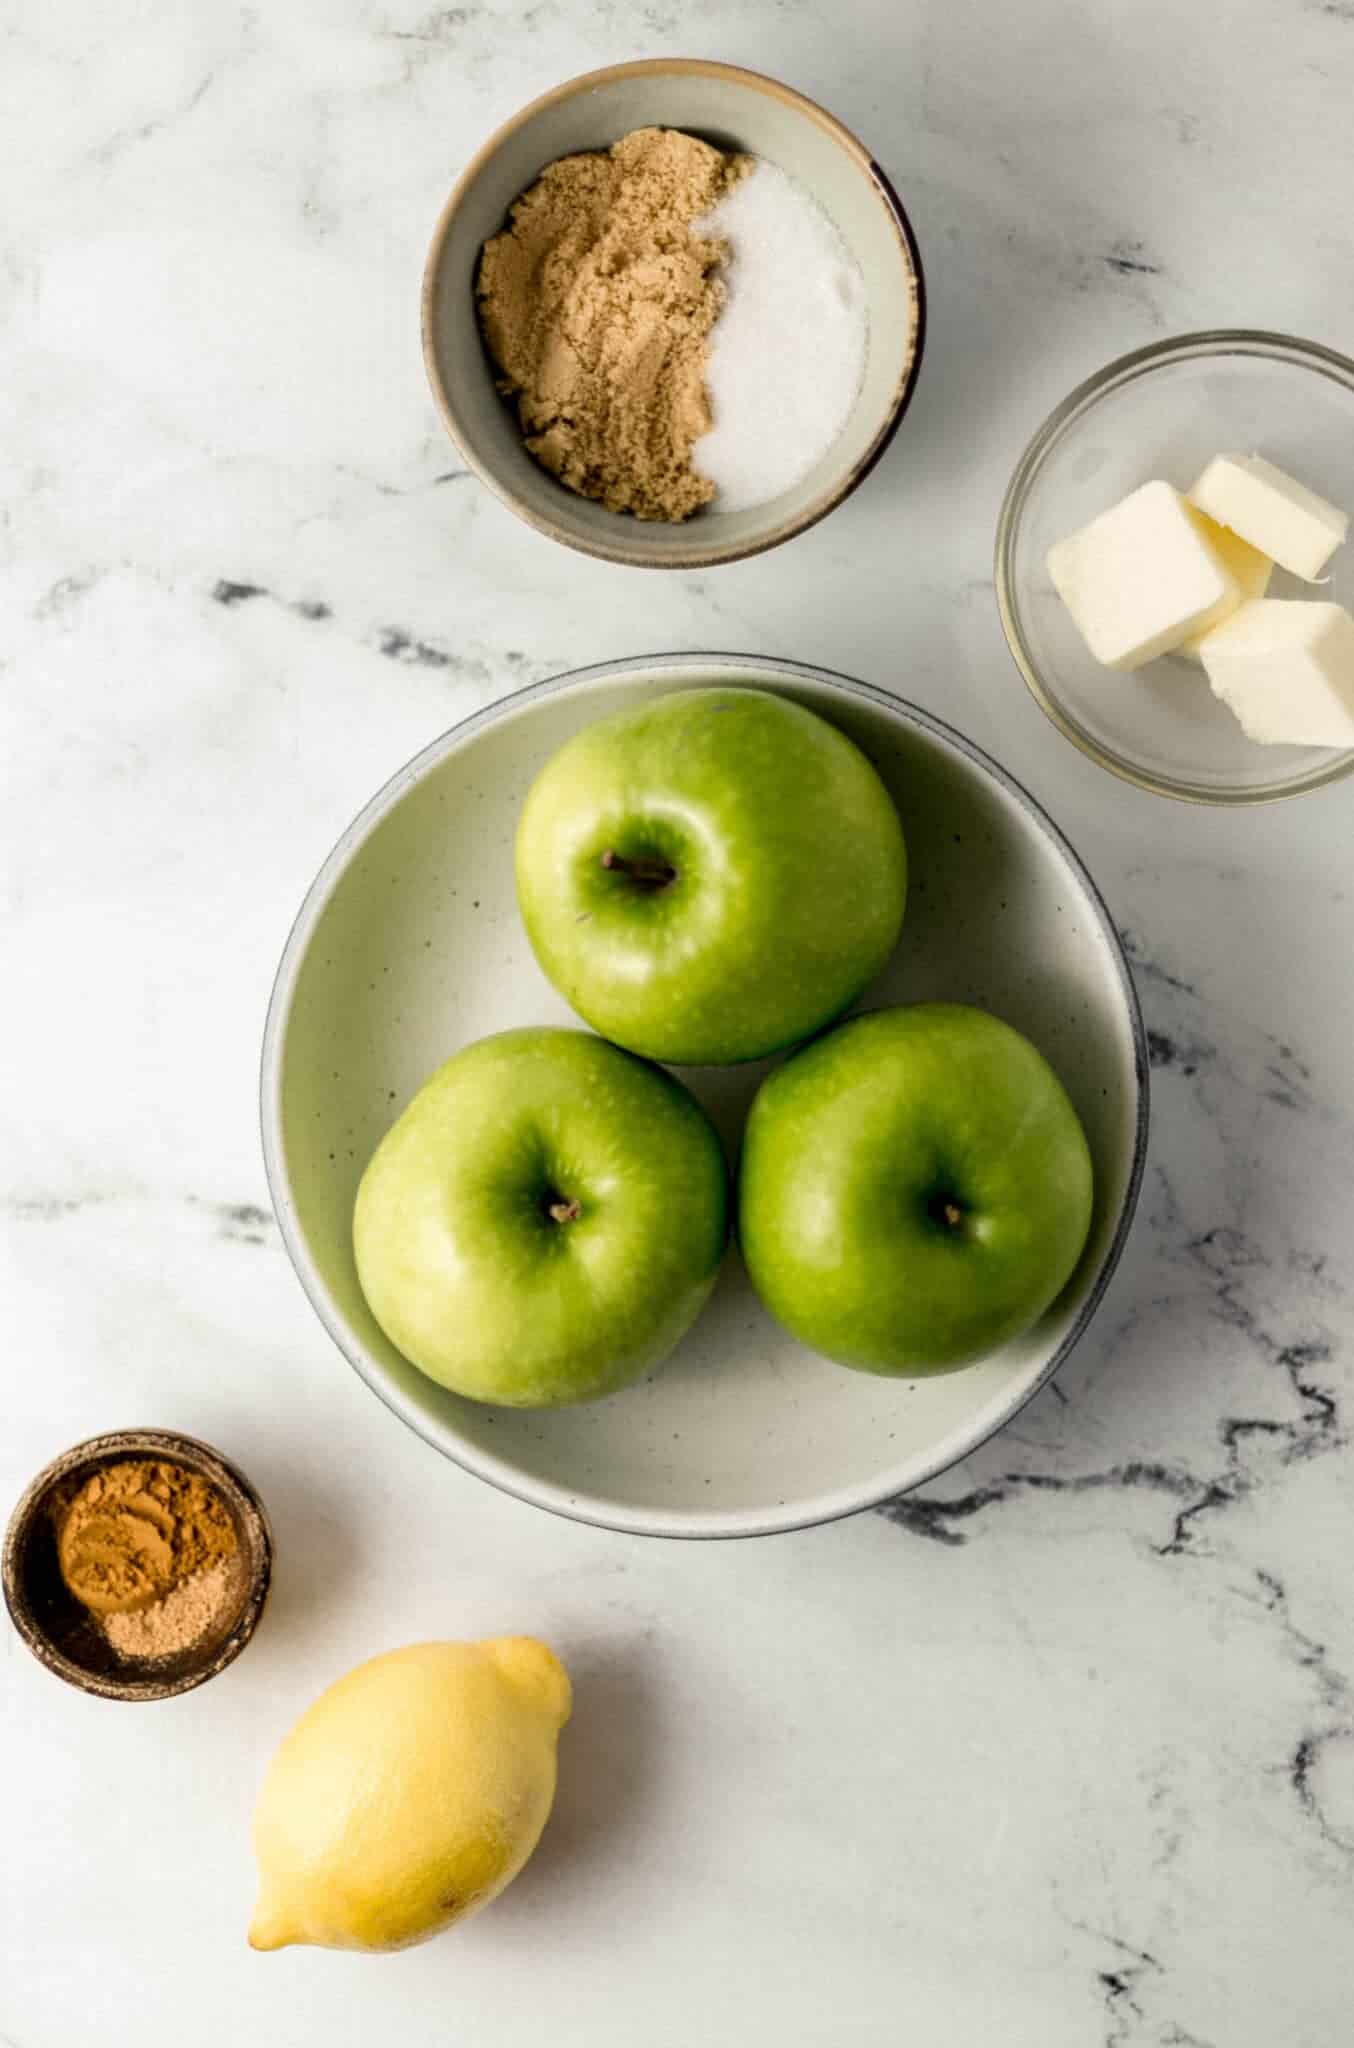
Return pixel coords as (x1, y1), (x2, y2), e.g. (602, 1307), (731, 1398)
(248, 1637), (571, 1953)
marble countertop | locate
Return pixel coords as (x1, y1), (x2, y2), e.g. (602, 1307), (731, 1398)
(4, 3), (1353, 2042)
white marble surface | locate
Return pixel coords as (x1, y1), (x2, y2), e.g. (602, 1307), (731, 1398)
(4, 2), (1354, 2042)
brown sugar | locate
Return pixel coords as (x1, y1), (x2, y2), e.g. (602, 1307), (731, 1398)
(54, 1457), (241, 1660)
(476, 126), (750, 522)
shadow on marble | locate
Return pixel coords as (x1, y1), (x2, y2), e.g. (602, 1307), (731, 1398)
(494, 1636), (662, 1918)
(240, 1458), (360, 1647)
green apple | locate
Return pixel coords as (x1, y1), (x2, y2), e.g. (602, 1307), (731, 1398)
(515, 689), (907, 1066)
(738, 1004), (1094, 1374)
(353, 1028), (728, 1407)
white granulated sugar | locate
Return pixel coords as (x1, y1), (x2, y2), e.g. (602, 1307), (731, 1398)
(693, 160), (868, 512)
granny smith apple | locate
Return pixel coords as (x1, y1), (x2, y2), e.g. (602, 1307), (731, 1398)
(515, 689), (907, 1066)
(738, 1004), (1094, 1374)
(353, 1028), (728, 1407)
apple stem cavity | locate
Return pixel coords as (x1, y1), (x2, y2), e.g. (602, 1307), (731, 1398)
(601, 849), (677, 892)
(545, 1197), (582, 1225)
(926, 1191), (966, 1234)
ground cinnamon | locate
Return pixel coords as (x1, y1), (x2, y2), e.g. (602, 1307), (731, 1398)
(55, 1458), (241, 1661)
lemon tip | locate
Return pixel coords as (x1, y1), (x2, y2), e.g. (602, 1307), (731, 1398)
(486, 1636), (572, 1726)
(248, 1906), (296, 1952)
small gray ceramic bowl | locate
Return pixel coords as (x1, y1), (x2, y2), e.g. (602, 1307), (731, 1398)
(261, 655), (1148, 1540)
(422, 59), (925, 568)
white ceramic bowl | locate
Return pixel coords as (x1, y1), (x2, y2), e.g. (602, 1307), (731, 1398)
(422, 60), (925, 569)
(261, 656), (1148, 1538)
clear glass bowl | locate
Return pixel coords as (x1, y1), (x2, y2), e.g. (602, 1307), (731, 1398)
(996, 331), (1354, 804)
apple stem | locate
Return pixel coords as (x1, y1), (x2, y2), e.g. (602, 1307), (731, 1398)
(601, 849), (677, 890)
(547, 1198), (582, 1224)
(926, 1190), (967, 1233)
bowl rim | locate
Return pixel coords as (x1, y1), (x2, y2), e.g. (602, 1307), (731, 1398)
(2, 1427), (273, 1702)
(995, 326), (1354, 805)
(260, 652), (1150, 1540)
(420, 57), (927, 570)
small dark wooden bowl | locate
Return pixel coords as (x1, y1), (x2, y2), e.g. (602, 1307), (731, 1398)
(2, 1429), (272, 1702)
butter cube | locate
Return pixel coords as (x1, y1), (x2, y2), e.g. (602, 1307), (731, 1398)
(1178, 512), (1272, 657)
(1048, 481), (1242, 670)
(1198, 600), (1354, 748)
(1188, 454), (1348, 582)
